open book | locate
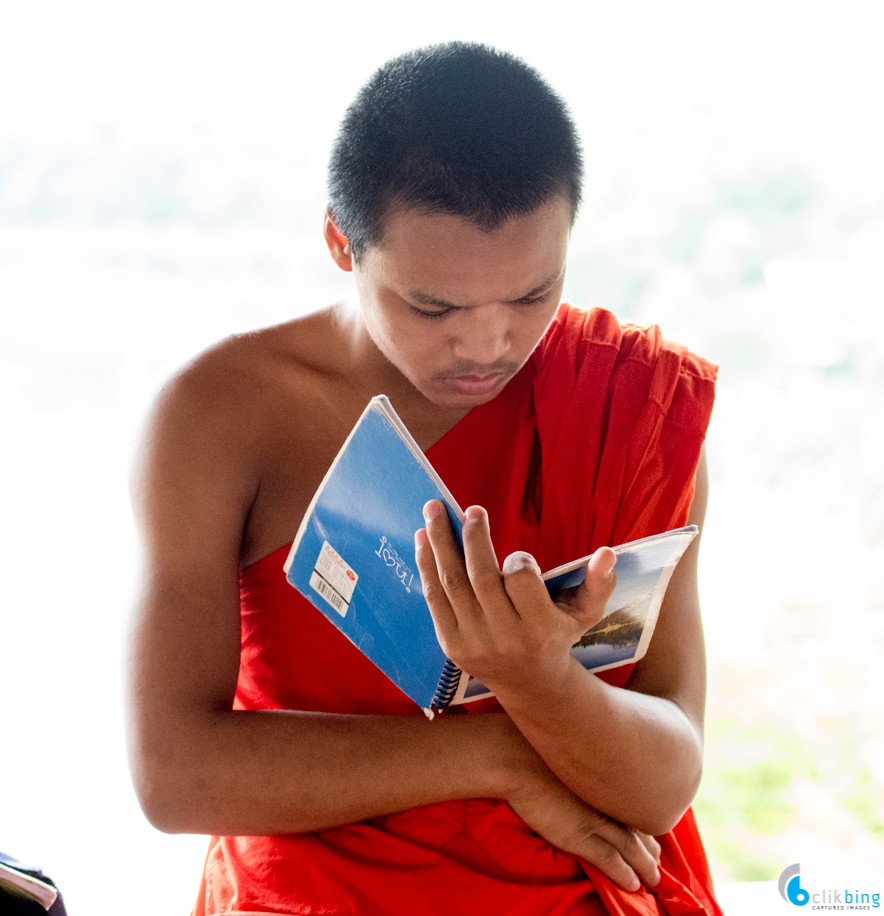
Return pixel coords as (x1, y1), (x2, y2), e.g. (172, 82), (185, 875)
(0, 854), (59, 912)
(284, 395), (697, 715)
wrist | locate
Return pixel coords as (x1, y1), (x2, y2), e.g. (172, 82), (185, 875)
(492, 654), (587, 724)
(472, 712), (547, 800)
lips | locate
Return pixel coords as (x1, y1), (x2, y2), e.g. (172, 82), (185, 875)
(442, 372), (509, 397)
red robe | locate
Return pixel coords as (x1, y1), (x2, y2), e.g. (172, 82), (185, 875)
(194, 305), (721, 915)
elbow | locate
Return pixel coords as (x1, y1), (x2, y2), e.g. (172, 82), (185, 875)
(127, 725), (210, 834)
(637, 750), (704, 837)
(130, 757), (198, 834)
(138, 793), (189, 836)
(639, 790), (699, 837)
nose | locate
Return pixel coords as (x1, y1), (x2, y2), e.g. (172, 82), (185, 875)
(450, 306), (511, 365)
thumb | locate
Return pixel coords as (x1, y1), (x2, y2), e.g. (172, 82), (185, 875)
(559, 547), (617, 627)
(583, 546), (617, 604)
(586, 546), (617, 592)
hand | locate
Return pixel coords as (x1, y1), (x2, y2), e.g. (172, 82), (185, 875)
(507, 767), (661, 892)
(414, 501), (616, 696)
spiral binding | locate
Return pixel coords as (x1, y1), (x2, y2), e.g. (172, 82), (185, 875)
(431, 659), (462, 710)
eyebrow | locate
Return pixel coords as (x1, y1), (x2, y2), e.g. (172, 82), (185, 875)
(409, 267), (565, 310)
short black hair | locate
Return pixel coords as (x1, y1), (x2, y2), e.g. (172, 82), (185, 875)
(327, 42), (583, 259)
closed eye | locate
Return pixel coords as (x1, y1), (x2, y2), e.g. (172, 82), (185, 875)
(509, 291), (553, 307)
(408, 283), (557, 317)
(409, 304), (455, 320)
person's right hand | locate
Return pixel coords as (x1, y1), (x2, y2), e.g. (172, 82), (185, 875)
(506, 770), (661, 892)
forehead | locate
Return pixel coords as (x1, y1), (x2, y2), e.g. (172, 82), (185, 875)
(362, 197), (572, 306)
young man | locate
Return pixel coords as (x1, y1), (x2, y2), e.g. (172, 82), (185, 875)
(127, 43), (721, 914)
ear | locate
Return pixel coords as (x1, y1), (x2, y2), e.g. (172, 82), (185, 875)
(323, 212), (353, 272)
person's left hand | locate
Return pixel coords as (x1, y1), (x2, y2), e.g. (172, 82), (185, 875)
(414, 500), (616, 697)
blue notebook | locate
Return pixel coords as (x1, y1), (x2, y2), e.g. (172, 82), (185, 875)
(284, 395), (697, 715)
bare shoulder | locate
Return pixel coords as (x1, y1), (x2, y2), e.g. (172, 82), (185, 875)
(131, 307), (364, 567)
(154, 309), (337, 420)
(140, 308), (351, 462)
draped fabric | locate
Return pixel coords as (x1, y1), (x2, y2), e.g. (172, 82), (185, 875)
(194, 305), (721, 915)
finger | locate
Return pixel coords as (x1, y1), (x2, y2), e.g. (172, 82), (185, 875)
(578, 837), (641, 892)
(637, 830), (662, 865)
(421, 500), (476, 613)
(462, 506), (516, 622)
(586, 546), (617, 598)
(622, 829), (661, 888)
(594, 821), (661, 888)
(413, 526), (459, 638)
(563, 547), (617, 630)
(500, 550), (550, 622)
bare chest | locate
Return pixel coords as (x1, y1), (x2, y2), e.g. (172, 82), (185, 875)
(238, 388), (468, 568)
(239, 396), (362, 567)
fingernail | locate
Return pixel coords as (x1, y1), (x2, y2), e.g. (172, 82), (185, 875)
(414, 528), (428, 549)
(423, 500), (442, 521)
(465, 505), (484, 522)
(628, 877), (641, 892)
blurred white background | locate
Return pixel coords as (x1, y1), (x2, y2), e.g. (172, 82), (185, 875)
(2, 1), (882, 912)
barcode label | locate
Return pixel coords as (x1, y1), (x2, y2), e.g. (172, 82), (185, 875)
(314, 541), (359, 600)
(309, 570), (350, 617)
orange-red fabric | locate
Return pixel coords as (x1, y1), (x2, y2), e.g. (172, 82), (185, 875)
(193, 305), (721, 915)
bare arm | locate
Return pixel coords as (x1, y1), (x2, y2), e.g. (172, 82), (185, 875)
(415, 452), (710, 836)
(126, 364), (508, 834)
(125, 358), (660, 890)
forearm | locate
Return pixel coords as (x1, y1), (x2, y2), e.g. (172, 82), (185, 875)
(130, 700), (667, 891)
(414, 462), (711, 837)
(130, 706), (528, 835)
(494, 659), (703, 835)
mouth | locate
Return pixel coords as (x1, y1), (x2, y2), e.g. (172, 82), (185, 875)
(441, 372), (510, 397)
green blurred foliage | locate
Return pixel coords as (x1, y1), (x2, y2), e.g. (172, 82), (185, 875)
(696, 716), (884, 881)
